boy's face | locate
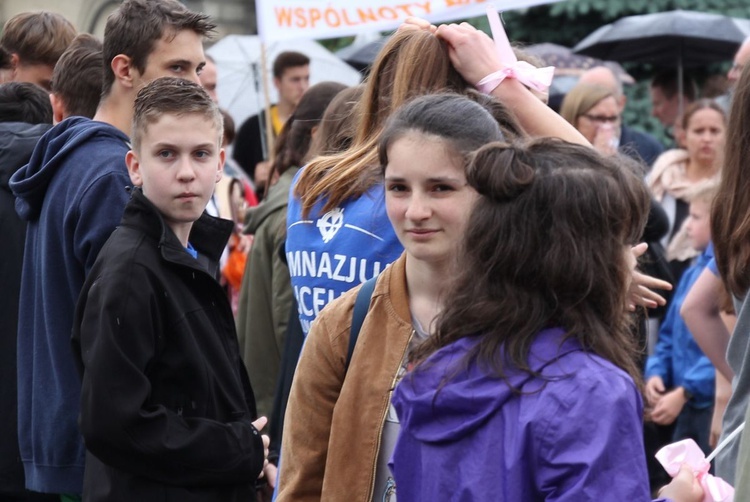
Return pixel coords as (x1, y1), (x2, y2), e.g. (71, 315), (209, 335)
(134, 29), (205, 88)
(685, 199), (712, 252)
(274, 65), (309, 108)
(199, 58), (218, 103)
(126, 112), (224, 243)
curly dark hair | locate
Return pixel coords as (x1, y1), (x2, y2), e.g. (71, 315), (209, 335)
(415, 139), (650, 389)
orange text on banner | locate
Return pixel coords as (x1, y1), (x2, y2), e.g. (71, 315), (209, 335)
(274, 2), (433, 29)
(446, 0), (489, 6)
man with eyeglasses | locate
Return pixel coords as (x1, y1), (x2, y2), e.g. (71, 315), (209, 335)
(728, 37), (750, 84)
(579, 66), (664, 168)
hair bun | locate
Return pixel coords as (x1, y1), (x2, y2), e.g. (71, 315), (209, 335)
(468, 142), (535, 202)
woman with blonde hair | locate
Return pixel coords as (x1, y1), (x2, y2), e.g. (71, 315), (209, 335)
(560, 83), (622, 156)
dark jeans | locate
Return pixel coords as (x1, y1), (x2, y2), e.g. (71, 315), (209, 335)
(673, 403), (713, 456)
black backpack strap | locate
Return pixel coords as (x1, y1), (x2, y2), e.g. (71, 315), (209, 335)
(346, 275), (379, 371)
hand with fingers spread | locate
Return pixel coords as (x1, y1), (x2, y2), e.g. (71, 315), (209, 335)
(435, 22), (505, 87)
(628, 243), (672, 311)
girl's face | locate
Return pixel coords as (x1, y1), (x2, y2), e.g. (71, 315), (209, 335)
(384, 131), (478, 266)
(684, 108), (725, 166)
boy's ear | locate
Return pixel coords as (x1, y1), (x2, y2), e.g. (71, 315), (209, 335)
(49, 93), (65, 124)
(111, 54), (136, 90)
(125, 150), (143, 187)
(215, 148), (226, 183)
(9, 53), (19, 79)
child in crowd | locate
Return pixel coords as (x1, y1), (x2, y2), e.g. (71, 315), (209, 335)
(71, 77), (268, 502)
(646, 182), (718, 454)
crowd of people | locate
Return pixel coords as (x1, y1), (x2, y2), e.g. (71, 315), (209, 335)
(3, 1), (750, 501)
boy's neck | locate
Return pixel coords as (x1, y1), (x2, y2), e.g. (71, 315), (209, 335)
(170, 221), (193, 248)
(276, 100), (294, 123)
(93, 90), (134, 138)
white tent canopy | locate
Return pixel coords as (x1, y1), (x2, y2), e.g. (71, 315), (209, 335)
(207, 35), (362, 128)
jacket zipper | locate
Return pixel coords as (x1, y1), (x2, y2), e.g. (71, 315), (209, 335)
(366, 328), (414, 500)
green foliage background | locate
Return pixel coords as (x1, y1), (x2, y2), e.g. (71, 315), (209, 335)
(318, 0), (750, 143)
(474, 0), (750, 141)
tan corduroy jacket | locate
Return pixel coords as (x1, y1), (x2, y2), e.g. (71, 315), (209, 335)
(276, 254), (413, 502)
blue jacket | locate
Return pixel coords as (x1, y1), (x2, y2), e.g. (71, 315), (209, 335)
(391, 328), (654, 501)
(9, 116), (131, 494)
(285, 169), (403, 335)
(646, 249), (715, 408)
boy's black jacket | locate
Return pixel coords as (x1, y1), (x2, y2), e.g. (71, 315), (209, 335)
(72, 188), (264, 502)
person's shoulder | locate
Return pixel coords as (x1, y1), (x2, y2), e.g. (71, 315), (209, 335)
(238, 110), (267, 130)
(91, 224), (151, 268)
(312, 282), (360, 335)
(540, 348), (639, 404)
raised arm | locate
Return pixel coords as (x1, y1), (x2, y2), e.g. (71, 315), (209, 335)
(435, 22), (589, 145)
(681, 267), (733, 380)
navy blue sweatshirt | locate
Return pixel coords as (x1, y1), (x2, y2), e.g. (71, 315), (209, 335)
(9, 117), (131, 494)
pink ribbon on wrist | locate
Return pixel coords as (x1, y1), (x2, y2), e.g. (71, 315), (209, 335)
(476, 5), (555, 95)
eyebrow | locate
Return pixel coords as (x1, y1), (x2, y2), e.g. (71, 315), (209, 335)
(384, 175), (463, 183)
(152, 142), (216, 150)
(166, 59), (194, 68)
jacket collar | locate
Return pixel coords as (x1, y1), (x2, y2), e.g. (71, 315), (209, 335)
(122, 188), (233, 268)
(383, 253), (411, 324)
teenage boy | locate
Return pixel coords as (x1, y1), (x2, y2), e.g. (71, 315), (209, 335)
(9, 0), (215, 497)
(0, 11), (77, 90)
(233, 51), (309, 197)
(49, 33), (103, 122)
(645, 181), (718, 454)
(72, 76), (268, 502)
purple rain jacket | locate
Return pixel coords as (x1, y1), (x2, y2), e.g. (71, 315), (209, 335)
(390, 327), (661, 502)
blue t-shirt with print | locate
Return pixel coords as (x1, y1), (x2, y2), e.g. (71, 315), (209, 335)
(285, 169), (403, 336)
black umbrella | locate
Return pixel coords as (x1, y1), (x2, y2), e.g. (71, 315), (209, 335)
(526, 42), (633, 81)
(573, 10), (750, 118)
(573, 9), (750, 67)
(335, 36), (390, 73)
(521, 43), (633, 111)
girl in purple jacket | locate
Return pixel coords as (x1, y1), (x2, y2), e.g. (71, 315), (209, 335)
(389, 136), (704, 502)
(387, 21), (703, 502)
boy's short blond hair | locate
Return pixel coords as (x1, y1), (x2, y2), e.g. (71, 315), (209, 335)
(131, 77), (222, 152)
(687, 180), (719, 207)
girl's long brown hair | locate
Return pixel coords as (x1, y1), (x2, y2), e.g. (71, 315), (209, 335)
(415, 140), (650, 388)
(713, 66), (750, 297)
(293, 29), (468, 217)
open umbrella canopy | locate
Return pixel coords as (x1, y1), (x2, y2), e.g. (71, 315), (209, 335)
(526, 43), (633, 82)
(207, 35), (362, 128)
(573, 9), (750, 67)
(335, 35), (390, 72)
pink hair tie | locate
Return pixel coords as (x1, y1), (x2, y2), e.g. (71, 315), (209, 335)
(476, 6), (554, 95)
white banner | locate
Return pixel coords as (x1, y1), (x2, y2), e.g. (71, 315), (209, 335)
(255, 0), (563, 43)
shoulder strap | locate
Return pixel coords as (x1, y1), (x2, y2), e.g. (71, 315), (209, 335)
(346, 275), (379, 372)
